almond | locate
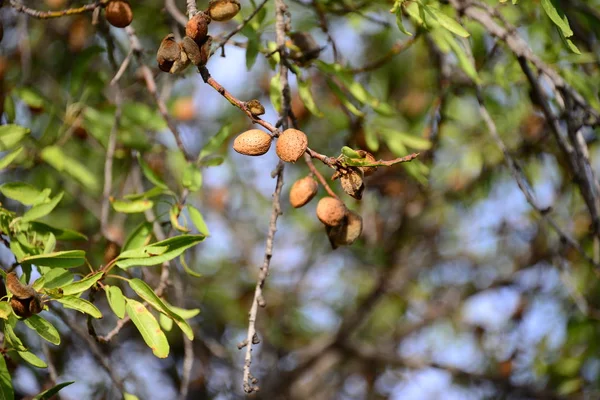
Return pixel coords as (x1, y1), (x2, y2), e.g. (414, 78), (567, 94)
(289, 176), (318, 208)
(276, 128), (308, 163)
(208, 0), (241, 22)
(105, 0), (133, 28)
(316, 197), (346, 226)
(233, 129), (272, 156)
(186, 12), (209, 45)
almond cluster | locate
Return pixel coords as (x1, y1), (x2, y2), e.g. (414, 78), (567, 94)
(157, 0), (241, 74)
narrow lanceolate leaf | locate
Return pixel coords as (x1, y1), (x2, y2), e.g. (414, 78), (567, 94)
(20, 250), (86, 268)
(111, 199), (154, 213)
(0, 124), (30, 150)
(123, 221), (154, 252)
(57, 296), (102, 319)
(4, 321), (27, 352)
(32, 381), (75, 400)
(18, 350), (47, 368)
(198, 124), (231, 160)
(541, 0), (573, 37)
(0, 182), (47, 206)
(24, 315), (61, 345)
(297, 77), (324, 117)
(60, 272), (103, 296)
(0, 354), (14, 400)
(128, 279), (194, 340)
(21, 192), (64, 223)
(137, 153), (168, 189)
(187, 205), (210, 236)
(115, 235), (205, 269)
(0, 147), (23, 169)
(106, 285), (126, 319)
(422, 4), (470, 37)
(126, 298), (170, 358)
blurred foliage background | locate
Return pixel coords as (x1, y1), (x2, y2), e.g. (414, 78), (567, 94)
(2, 0), (600, 399)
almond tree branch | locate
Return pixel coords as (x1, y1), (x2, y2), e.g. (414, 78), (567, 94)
(9, 0), (108, 19)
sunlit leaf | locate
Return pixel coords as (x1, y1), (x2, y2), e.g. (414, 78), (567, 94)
(116, 235), (205, 269)
(24, 315), (61, 345)
(20, 250), (85, 268)
(111, 199), (154, 213)
(106, 285), (126, 319)
(60, 272), (103, 296)
(17, 350), (47, 368)
(187, 205), (210, 236)
(0, 125), (30, 150)
(126, 298), (169, 358)
(0, 147), (23, 169)
(57, 296), (102, 318)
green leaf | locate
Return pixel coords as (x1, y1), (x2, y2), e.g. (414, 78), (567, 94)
(326, 79), (365, 117)
(20, 250), (85, 268)
(111, 199), (154, 213)
(341, 146), (362, 159)
(187, 205), (210, 236)
(60, 272), (103, 296)
(126, 298), (170, 358)
(0, 354), (14, 400)
(394, 5), (412, 36)
(116, 234), (205, 269)
(198, 124), (232, 161)
(137, 153), (168, 190)
(558, 28), (581, 54)
(383, 129), (431, 150)
(128, 278), (194, 340)
(364, 125), (379, 152)
(182, 164), (202, 192)
(0, 303), (11, 319)
(4, 95), (15, 123)
(41, 146), (100, 192)
(169, 305), (200, 320)
(28, 222), (87, 241)
(0, 124), (31, 150)
(57, 296), (102, 318)
(106, 285), (126, 319)
(32, 381), (75, 400)
(317, 62), (394, 116)
(17, 350), (47, 368)
(24, 315), (61, 345)
(159, 313), (173, 332)
(38, 268), (74, 289)
(123, 222), (154, 252)
(297, 78), (324, 117)
(270, 75), (282, 113)
(0, 182), (48, 206)
(123, 186), (169, 201)
(123, 393), (140, 400)
(422, 4), (470, 37)
(0, 147), (23, 169)
(14, 87), (45, 110)
(4, 319), (27, 351)
(170, 205), (190, 233)
(541, 0), (573, 37)
(122, 102), (167, 132)
(180, 254), (202, 278)
(21, 192), (64, 223)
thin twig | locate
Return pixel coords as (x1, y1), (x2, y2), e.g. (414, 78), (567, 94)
(9, 0), (108, 19)
(100, 91), (122, 237)
(186, 0), (198, 17)
(109, 50), (133, 86)
(347, 36), (418, 74)
(476, 91), (598, 268)
(215, 0), (270, 56)
(165, 0), (188, 26)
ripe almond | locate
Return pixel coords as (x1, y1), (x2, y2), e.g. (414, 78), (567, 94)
(208, 0), (241, 22)
(186, 12), (209, 45)
(340, 167), (365, 200)
(289, 176), (318, 208)
(276, 128), (308, 163)
(316, 197), (346, 227)
(105, 0), (133, 28)
(233, 129), (272, 156)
